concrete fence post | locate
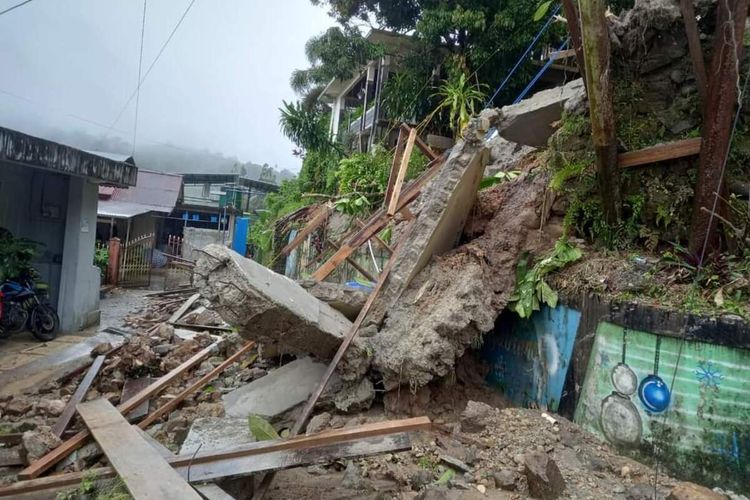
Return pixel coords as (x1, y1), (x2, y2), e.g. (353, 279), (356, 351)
(108, 237), (121, 286)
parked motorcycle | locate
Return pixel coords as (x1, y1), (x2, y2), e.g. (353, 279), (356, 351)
(0, 274), (59, 341)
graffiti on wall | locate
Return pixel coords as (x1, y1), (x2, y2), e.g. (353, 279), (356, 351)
(482, 305), (581, 411)
(574, 322), (750, 493)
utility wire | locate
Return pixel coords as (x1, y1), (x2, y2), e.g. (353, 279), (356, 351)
(107, 0), (199, 138)
(132, 0), (148, 156)
(0, 0), (33, 17)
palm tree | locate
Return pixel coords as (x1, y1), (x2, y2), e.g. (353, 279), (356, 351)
(279, 100), (331, 153)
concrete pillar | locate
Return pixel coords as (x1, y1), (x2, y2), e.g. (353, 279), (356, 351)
(58, 178), (101, 332)
(330, 94), (344, 140)
(107, 237), (121, 286)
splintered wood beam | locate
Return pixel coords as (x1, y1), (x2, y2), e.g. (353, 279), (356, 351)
(279, 204), (331, 256)
(356, 219), (393, 254)
(51, 354), (106, 437)
(387, 128), (418, 216)
(77, 399), (201, 500)
(326, 239), (377, 282)
(384, 127), (408, 207)
(311, 153), (446, 282)
(618, 137), (702, 168)
(0, 417), (431, 497)
(399, 123), (439, 161)
(18, 341), (220, 480)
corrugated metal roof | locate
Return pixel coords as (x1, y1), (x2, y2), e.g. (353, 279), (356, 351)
(98, 169), (182, 219)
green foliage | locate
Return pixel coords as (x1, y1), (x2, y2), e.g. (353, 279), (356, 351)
(300, 149), (340, 194)
(436, 468), (455, 485)
(432, 72), (488, 136)
(279, 100), (333, 154)
(56, 472), (131, 500)
(336, 148), (392, 196)
(290, 26), (383, 96)
(248, 179), (308, 265)
(381, 71), (424, 122)
(614, 80), (667, 150)
(0, 231), (39, 282)
(94, 247), (108, 278)
(248, 414), (280, 441)
(479, 170), (520, 190)
(509, 240), (583, 318)
(549, 160), (586, 192)
(533, 1), (553, 22)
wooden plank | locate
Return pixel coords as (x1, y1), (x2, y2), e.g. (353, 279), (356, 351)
(279, 204), (331, 256)
(168, 293), (201, 324)
(0, 448), (23, 467)
(326, 239), (377, 282)
(138, 341), (255, 429)
(171, 323), (232, 332)
(77, 399), (201, 500)
(0, 417), (430, 497)
(618, 137), (702, 168)
(679, 0), (707, 104)
(195, 484), (236, 500)
(356, 219), (393, 254)
(120, 377), (155, 421)
(387, 128), (417, 216)
(549, 48), (576, 60)
(384, 127), (408, 207)
(51, 355), (106, 437)
(134, 427), (174, 459)
(19, 341), (220, 480)
(311, 153), (445, 282)
(399, 123), (438, 161)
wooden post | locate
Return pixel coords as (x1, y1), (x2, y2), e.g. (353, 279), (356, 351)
(561, 0), (587, 89)
(107, 238), (121, 286)
(679, 0), (707, 106)
(580, 0), (621, 223)
(688, 0), (750, 257)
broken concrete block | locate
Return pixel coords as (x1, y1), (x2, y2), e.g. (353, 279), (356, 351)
(195, 245), (355, 360)
(485, 135), (535, 176)
(36, 399), (66, 417)
(21, 426), (62, 463)
(334, 378), (375, 413)
(223, 357), (330, 419)
(524, 451), (566, 499)
(180, 417), (256, 455)
(498, 78), (585, 148)
(367, 130), (490, 328)
(460, 401), (494, 433)
(299, 280), (369, 321)
(305, 412), (332, 436)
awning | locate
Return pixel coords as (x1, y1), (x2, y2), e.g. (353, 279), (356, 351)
(97, 200), (172, 219)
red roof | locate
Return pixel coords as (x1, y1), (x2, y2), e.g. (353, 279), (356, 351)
(98, 170), (182, 219)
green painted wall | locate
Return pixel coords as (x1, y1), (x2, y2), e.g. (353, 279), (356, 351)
(575, 322), (750, 492)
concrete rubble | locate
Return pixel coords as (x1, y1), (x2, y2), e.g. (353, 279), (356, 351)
(223, 356), (330, 419)
(195, 244), (361, 361)
(180, 417), (256, 455)
(298, 279), (368, 321)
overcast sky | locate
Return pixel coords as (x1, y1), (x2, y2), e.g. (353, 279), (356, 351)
(0, 0), (335, 172)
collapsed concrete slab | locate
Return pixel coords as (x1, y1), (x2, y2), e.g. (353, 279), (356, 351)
(486, 135), (536, 176)
(180, 417), (255, 455)
(367, 117), (491, 328)
(498, 78), (585, 148)
(298, 280), (369, 321)
(223, 357), (332, 419)
(195, 245), (355, 360)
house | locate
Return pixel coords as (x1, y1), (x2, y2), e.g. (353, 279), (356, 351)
(96, 168), (182, 247)
(319, 29), (432, 152)
(0, 127), (137, 332)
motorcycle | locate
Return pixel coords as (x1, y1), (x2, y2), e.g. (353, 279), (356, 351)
(0, 274), (59, 341)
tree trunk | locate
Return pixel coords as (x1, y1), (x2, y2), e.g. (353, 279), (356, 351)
(678, 0), (707, 106)
(561, 0), (587, 89)
(580, 0), (621, 223)
(687, 0), (749, 259)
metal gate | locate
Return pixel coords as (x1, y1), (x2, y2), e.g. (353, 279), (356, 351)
(119, 233), (154, 287)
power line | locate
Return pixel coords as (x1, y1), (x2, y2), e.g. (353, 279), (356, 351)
(106, 0), (199, 137)
(132, 0), (148, 156)
(0, 0), (33, 17)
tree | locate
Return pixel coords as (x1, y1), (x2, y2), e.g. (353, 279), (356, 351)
(278, 100), (332, 154)
(290, 26), (382, 100)
(580, 0), (621, 224)
(687, 0), (750, 258)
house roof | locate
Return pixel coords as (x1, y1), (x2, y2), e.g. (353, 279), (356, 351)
(98, 169), (182, 219)
(0, 127), (137, 187)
